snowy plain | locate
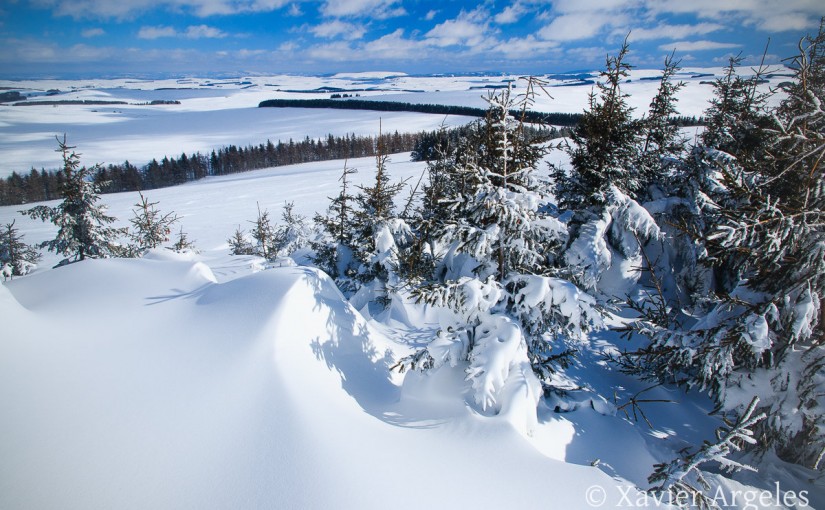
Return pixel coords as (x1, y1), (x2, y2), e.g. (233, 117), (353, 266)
(0, 67), (788, 176)
(1, 69), (821, 509)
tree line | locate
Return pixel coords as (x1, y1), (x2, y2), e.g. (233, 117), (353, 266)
(0, 131), (423, 206)
(258, 97), (703, 128)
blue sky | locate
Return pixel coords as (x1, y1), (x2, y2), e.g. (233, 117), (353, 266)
(1, 0), (821, 78)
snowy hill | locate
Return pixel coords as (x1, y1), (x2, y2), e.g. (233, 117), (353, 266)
(0, 68), (786, 176)
(1, 255), (642, 509)
(2, 65), (822, 509)
(1, 151), (821, 508)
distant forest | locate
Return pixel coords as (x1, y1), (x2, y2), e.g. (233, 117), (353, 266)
(258, 98), (704, 128)
(4, 127), (567, 206)
(0, 132), (419, 206)
(0, 101), (701, 206)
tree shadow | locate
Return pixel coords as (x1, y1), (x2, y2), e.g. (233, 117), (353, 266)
(299, 268), (445, 429)
(145, 282), (212, 305)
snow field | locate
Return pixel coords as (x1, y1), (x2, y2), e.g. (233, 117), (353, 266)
(1, 68), (820, 510)
(1, 255), (642, 509)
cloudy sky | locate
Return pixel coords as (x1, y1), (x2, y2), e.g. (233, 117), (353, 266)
(1, 0), (821, 77)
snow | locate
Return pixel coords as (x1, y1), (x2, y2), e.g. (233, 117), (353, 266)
(0, 68), (784, 177)
(1, 69), (821, 510)
(1, 258), (637, 510)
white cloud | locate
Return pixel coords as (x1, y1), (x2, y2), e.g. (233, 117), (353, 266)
(31, 0), (294, 20)
(756, 13), (814, 32)
(491, 35), (559, 58)
(306, 41), (355, 61)
(644, 0), (821, 33)
(551, 0), (638, 15)
(362, 28), (422, 59)
(0, 38), (59, 63)
(278, 41), (298, 52)
(660, 40), (742, 52)
(320, 0), (406, 19)
(310, 20), (366, 40)
(138, 25), (178, 39)
(233, 48), (267, 58)
(425, 8), (493, 48)
(81, 27), (105, 37)
(627, 22), (724, 41)
(424, 10), (437, 21)
(138, 24), (227, 39)
(494, 2), (526, 24)
(287, 3), (302, 16)
(184, 25), (228, 38)
(538, 12), (615, 41)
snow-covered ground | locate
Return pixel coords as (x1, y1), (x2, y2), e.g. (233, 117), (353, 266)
(0, 68), (787, 176)
(1, 70), (820, 509)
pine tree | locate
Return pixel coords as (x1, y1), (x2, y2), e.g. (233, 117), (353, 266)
(21, 137), (124, 265)
(311, 161), (358, 284)
(619, 25), (825, 468)
(272, 202), (310, 258)
(249, 203), (276, 259)
(0, 220), (41, 278)
(552, 42), (664, 293)
(649, 397), (765, 507)
(396, 84), (598, 424)
(227, 226), (255, 256)
(637, 52), (687, 199)
(553, 37), (642, 210)
(127, 192), (178, 254)
(347, 124), (408, 305)
(169, 226), (197, 253)
(701, 53), (773, 170)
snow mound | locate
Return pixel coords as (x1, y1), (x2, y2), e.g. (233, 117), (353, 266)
(0, 258), (634, 509)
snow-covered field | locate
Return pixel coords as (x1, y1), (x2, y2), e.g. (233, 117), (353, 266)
(1, 70), (820, 509)
(0, 68), (788, 176)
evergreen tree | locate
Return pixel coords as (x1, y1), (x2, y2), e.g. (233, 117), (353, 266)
(227, 226), (255, 256)
(346, 125), (409, 305)
(618, 24), (825, 468)
(553, 37), (642, 210)
(701, 53), (773, 170)
(396, 84), (598, 426)
(0, 220), (41, 278)
(637, 53), (687, 199)
(169, 226), (197, 253)
(552, 42), (664, 293)
(272, 202), (310, 258)
(127, 192), (178, 254)
(249, 203), (276, 259)
(312, 161), (358, 284)
(21, 137), (124, 265)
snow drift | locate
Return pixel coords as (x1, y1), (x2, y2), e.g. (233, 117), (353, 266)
(0, 258), (633, 509)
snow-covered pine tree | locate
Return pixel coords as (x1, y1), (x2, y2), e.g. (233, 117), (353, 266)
(0, 220), (41, 278)
(649, 397), (765, 508)
(311, 161), (358, 289)
(272, 202), (310, 258)
(249, 203), (276, 259)
(169, 226), (197, 253)
(396, 83), (599, 428)
(552, 37), (642, 210)
(227, 226), (256, 256)
(346, 125), (410, 307)
(21, 137), (125, 265)
(637, 52), (687, 200)
(701, 53), (773, 171)
(552, 42), (663, 294)
(619, 25), (825, 469)
(127, 192), (178, 254)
